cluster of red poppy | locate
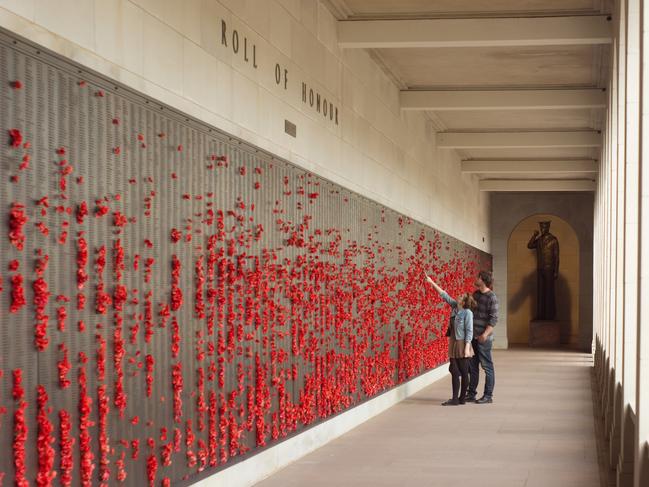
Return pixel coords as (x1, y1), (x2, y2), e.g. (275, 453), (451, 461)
(116, 450), (127, 482)
(10, 272), (26, 313)
(33, 275), (50, 351)
(140, 291), (152, 344)
(77, 355), (95, 486)
(172, 362), (183, 424)
(146, 445), (158, 487)
(145, 354), (154, 398)
(93, 245), (107, 310)
(36, 385), (56, 487)
(113, 318), (127, 417)
(12, 370), (28, 487)
(58, 410), (74, 486)
(171, 317), (180, 358)
(57, 344), (71, 389)
(97, 385), (110, 483)
(171, 255), (183, 311)
(185, 419), (196, 468)
(196, 367), (206, 432)
(195, 255), (205, 319)
(8, 203), (27, 251)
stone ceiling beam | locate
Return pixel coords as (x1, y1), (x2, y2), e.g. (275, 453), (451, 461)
(461, 159), (598, 174)
(400, 89), (607, 111)
(478, 179), (596, 191)
(338, 16), (612, 48)
(436, 131), (602, 149)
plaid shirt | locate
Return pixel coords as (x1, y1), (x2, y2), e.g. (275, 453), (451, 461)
(472, 290), (498, 336)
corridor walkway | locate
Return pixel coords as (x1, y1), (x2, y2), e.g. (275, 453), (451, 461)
(256, 349), (600, 487)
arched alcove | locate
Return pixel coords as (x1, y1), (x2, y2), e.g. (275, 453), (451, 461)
(507, 214), (580, 347)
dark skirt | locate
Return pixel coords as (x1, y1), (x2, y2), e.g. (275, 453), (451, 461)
(448, 336), (475, 359)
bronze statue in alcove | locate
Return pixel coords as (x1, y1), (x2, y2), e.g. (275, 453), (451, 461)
(527, 221), (560, 320)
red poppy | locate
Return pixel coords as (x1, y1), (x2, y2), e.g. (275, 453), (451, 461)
(19, 154), (30, 170)
(8, 128), (22, 148)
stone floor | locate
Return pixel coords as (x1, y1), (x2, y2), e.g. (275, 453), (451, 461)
(255, 349), (600, 487)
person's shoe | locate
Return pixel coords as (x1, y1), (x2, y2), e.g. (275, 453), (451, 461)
(476, 396), (493, 404)
(464, 395), (477, 403)
(441, 398), (460, 406)
(458, 399), (466, 405)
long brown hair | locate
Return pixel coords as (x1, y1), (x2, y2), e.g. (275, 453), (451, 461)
(459, 292), (477, 311)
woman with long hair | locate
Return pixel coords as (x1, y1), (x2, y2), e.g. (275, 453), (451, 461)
(425, 273), (475, 406)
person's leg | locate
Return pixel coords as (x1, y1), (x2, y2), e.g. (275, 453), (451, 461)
(443, 359), (461, 405)
(450, 359), (460, 399)
(476, 336), (495, 403)
(467, 339), (480, 400)
(458, 358), (470, 403)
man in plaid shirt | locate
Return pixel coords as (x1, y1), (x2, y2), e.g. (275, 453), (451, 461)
(466, 270), (498, 404)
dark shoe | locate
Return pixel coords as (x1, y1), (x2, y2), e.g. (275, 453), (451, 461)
(441, 398), (459, 406)
(476, 396), (493, 404)
(458, 399), (466, 405)
(464, 395), (477, 403)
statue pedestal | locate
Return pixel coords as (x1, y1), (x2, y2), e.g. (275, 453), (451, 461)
(529, 320), (561, 347)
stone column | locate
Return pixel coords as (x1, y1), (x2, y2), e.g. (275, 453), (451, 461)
(636, 1), (649, 485)
(618, 1), (641, 485)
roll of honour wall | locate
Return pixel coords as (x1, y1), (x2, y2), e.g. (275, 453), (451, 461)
(0, 34), (491, 487)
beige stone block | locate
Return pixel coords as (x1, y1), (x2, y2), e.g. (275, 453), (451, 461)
(340, 106), (356, 145)
(269, 0), (292, 57)
(94, 0), (143, 75)
(289, 18), (311, 73)
(0, 0), (35, 20)
(299, 0), (317, 35)
(276, 0), (300, 20)
(129, 0), (160, 18)
(218, 0), (245, 19)
(232, 69), (259, 131)
(316, 1), (336, 54)
(255, 88), (275, 141)
(35, 0), (94, 47)
(182, 39), (218, 111)
(243, 0), (271, 39)
(142, 13), (183, 94)
(156, 0), (187, 36)
(322, 49), (342, 98)
(181, 0), (203, 44)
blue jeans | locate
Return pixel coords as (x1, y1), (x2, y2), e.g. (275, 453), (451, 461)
(468, 335), (495, 399)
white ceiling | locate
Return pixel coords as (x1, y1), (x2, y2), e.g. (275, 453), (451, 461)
(325, 0), (612, 190)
